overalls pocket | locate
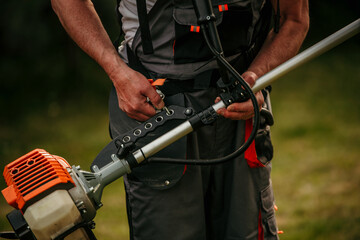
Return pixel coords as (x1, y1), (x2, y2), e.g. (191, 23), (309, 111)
(256, 89), (274, 166)
(172, 6), (223, 64)
(261, 182), (279, 238)
(172, 0), (254, 64)
(255, 117), (274, 165)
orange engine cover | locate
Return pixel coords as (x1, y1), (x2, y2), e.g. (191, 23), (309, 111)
(2, 149), (75, 211)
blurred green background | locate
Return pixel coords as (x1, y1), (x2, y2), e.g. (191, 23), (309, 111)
(0, 0), (359, 239)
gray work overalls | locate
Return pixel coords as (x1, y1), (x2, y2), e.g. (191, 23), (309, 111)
(109, 0), (279, 239)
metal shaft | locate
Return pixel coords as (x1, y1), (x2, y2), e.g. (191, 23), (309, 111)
(252, 18), (360, 93)
(132, 121), (194, 163)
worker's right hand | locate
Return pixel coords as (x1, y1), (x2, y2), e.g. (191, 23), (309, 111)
(109, 65), (165, 121)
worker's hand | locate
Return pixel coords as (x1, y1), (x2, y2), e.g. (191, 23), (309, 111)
(110, 64), (165, 121)
(215, 71), (264, 120)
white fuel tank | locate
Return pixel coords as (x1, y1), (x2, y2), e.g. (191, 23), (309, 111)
(23, 189), (89, 240)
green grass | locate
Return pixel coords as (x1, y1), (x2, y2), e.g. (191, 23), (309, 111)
(1, 35), (359, 240)
(270, 40), (360, 239)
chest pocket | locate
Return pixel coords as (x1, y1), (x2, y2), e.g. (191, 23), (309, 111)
(173, 0), (255, 64)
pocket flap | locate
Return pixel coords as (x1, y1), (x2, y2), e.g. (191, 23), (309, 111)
(173, 7), (223, 26)
(261, 183), (274, 212)
(266, 214), (278, 236)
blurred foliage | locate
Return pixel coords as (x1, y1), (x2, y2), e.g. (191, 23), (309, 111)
(0, 0), (118, 126)
(270, 41), (360, 239)
(0, 0), (120, 165)
(0, 0), (359, 239)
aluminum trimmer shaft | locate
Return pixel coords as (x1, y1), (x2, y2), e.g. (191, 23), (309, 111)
(252, 18), (360, 93)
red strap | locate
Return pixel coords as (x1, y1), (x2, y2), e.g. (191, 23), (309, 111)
(258, 209), (264, 240)
(244, 119), (265, 168)
(173, 40), (176, 55)
(182, 165), (187, 175)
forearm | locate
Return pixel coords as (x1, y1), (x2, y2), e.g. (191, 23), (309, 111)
(248, 0), (310, 78)
(52, 0), (164, 121)
(220, 0), (309, 120)
(51, 0), (125, 76)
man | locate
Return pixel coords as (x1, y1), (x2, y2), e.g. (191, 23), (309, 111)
(52, 0), (309, 239)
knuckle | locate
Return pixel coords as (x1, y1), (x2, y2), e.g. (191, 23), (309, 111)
(123, 105), (133, 114)
(132, 102), (142, 109)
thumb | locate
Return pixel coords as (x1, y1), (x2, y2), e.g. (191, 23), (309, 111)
(241, 71), (259, 87)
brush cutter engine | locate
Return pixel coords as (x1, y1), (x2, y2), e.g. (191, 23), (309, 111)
(1, 149), (128, 240)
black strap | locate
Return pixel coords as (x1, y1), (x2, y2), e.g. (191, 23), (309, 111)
(136, 0), (154, 54)
(126, 44), (151, 78)
(113, 0), (124, 48)
(244, 0), (273, 64)
(274, 0), (280, 33)
(0, 232), (19, 239)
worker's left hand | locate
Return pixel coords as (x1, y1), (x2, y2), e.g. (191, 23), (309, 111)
(215, 71), (264, 120)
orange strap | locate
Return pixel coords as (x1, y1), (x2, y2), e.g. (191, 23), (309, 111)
(218, 4), (228, 12)
(148, 78), (166, 87)
(190, 25), (200, 32)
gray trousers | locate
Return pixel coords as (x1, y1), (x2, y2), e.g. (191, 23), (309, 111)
(109, 86), (279, 240)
